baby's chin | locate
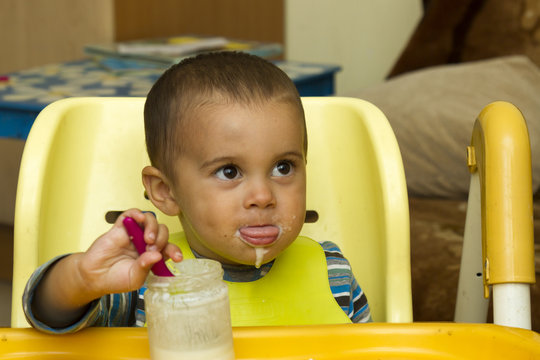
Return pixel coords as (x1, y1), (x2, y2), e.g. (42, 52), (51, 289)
(219, 232), (297, 266)
(220, 246), (279, 268)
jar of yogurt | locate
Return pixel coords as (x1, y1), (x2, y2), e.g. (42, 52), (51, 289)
(145, 258), (235, 360)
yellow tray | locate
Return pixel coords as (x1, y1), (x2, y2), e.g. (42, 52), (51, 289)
(2, 323), (540, 359)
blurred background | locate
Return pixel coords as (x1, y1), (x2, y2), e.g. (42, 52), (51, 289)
(1, 0), (539, 330)
(0, 0), (421, 327)
(0, 0), (421, 93)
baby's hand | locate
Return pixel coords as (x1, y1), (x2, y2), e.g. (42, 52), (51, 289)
(77, 209), (182, 298)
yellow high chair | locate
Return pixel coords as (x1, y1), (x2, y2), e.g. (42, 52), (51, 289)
(11, 96), (413, 328)
(5, 97), (540, 359)
(455, 101), (537, 329)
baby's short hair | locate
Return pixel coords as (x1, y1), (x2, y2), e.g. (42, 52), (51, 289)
(144, 51), (306, 181)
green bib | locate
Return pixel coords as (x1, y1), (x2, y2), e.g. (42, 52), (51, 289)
(168, 232), (351, 326)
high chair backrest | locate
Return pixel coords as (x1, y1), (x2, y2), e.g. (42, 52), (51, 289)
(11, 97), (412, 327)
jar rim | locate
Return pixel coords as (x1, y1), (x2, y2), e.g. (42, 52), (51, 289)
(147, 258), (223, 288)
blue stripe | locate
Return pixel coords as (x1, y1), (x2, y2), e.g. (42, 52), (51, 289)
(109, 295), (119, 323)
(330, 284), (352, 293)
(358, 303), (369, 314)
(325, 256), (348, 262)
(328, 274), (352, 280)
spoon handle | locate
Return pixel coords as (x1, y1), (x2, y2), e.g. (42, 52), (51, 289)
(123, 216), (174, 277)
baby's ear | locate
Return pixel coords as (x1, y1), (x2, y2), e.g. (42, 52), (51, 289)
(142, 166), (180, 216)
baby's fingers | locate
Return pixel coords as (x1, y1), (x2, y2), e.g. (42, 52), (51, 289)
(141, 212), (163, 246)
(147, 223), (181, 263)
(163, 242), (183, 263)
(117, 209), (146, 227)
(148, 222), (169, 250)
(128, 252), (162, 289)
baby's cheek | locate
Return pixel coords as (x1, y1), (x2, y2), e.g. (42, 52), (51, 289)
(280, 214), (303, 237)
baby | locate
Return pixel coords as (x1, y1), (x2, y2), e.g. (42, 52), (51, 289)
(24, 52), (371, 332)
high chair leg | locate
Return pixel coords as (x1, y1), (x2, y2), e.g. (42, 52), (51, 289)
(493, 283), (531, 330)
(455, 173), (489, 323)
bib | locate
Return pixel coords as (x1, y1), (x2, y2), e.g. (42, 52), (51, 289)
(168, 232), (351, 326)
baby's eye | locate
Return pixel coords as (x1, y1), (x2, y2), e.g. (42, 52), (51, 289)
(271, 161), (294, 177)
(215, 165), (241, 180)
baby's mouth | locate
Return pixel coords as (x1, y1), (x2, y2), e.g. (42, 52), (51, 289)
(238, 225), (280, 247)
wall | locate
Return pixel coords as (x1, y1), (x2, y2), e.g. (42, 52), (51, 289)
(0, 0), (114, 74)
(0, 0), (113, 224)
(285, 0), (423, 95)
(114, 0), (283, 43)
(0, 0), (282, 75)
(1, 0), (419, 82)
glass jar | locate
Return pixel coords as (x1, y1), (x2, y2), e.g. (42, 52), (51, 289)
(145, 258), (235, 360)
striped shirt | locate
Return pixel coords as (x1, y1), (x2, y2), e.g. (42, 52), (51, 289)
(23, 241), (371, 333)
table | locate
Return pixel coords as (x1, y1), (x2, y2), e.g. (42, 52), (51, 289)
(0, 59), (340, 139)
(2, 323), (540, 359)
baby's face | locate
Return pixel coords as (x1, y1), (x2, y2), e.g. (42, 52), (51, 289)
(171, 100), (306, 266)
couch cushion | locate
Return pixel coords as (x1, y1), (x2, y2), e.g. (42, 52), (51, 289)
(350, 56), (540, 198)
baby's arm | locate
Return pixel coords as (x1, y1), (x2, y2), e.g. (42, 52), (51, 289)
(30, 209), (182, 328)
(321, 241), (372, 323)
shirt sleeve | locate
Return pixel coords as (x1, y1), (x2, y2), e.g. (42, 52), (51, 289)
(320, 241), (372, 323)
(22, 254), (138, 334)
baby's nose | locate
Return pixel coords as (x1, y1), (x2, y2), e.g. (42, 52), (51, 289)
(243, 178), (276, 209)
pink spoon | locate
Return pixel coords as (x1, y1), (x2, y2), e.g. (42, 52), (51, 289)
(123, 216), (174, 277)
